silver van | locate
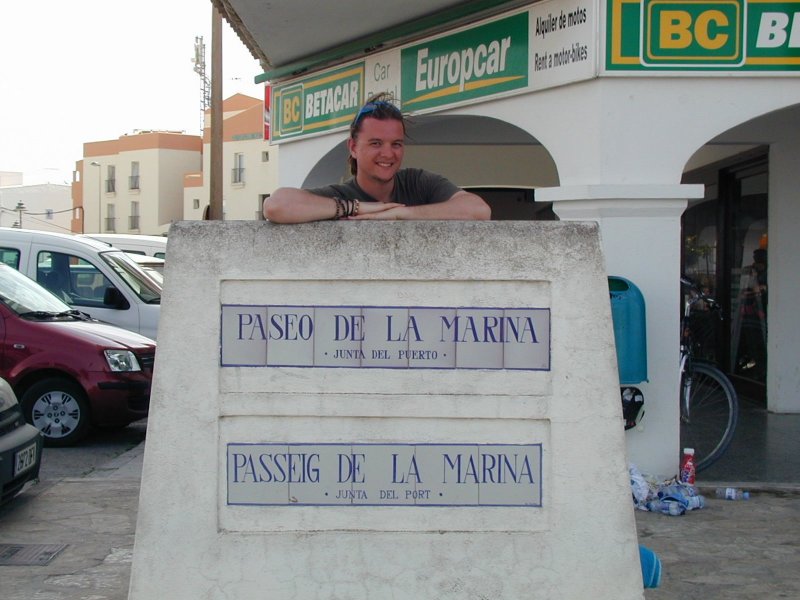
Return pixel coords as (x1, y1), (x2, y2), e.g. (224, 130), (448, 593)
(0, 228), (160, 340)
(80, 234), (167, 259)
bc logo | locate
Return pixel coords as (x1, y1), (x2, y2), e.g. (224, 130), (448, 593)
(644, 0), (744, 64)
(278, 85), (304, 134)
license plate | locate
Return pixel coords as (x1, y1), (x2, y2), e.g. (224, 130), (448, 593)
(14, 442), (38, 477)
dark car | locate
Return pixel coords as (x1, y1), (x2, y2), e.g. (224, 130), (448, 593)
(0, 376), (43, 504)
(0, 263), (156, 446)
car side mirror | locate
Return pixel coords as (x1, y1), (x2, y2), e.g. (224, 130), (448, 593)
(103, 287), (130, 309)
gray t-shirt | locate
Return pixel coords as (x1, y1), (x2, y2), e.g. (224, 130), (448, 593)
(307, 168), (460, 206)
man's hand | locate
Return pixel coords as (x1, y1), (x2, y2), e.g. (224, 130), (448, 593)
(352, 201), (406, 218)
(349, 205), (410, 220)
(350, 190), (490, 221)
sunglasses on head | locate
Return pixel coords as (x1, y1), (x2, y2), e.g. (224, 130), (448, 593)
(351, 100), (402, 127)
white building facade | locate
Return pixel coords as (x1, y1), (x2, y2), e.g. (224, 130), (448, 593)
(78, 131), (202, 236)
(189, 93), (280, 221)
(256, 0), (800, 477)
(77, 97), (279, 231)
(0, 183), (72, 233)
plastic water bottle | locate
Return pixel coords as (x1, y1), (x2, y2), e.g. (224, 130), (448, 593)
(658, 482), (705, 510)
(646, 500), (685, 516)
(679, 448), (696, 484)
(684, 495), (705, 510)
(715, 487), (750, 500)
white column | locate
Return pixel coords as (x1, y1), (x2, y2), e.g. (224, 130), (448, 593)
(539, 184), (703, 477)
(768, 138), (800, 413)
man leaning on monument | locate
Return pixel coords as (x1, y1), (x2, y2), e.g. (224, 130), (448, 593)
(262, 93), (491, 224)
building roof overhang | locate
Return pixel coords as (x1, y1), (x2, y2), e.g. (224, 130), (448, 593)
(212, 0), (527, 82)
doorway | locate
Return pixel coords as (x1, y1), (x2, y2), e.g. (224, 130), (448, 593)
(682, 149), (768, 402)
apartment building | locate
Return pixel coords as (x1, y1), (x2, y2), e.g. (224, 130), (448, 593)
(74, 93), (277, 233)
(185, 93), (278, 221)
(75, 131), (202, 235)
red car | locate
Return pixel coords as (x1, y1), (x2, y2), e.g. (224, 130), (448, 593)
(0, 263), (155, 446)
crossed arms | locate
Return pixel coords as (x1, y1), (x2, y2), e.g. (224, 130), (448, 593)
(263, 188), (491, 224)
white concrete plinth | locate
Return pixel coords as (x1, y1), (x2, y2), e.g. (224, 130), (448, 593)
(129, 220), (643, 599)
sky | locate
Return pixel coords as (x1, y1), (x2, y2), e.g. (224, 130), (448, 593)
(0, 0), (264, 186)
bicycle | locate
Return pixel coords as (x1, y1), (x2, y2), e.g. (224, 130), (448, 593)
(679, 276), (739, 472)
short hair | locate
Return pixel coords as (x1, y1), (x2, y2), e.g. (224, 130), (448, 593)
(347, 92), (404, 176)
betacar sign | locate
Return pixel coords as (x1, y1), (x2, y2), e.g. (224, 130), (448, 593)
(271, 63), (364, 141)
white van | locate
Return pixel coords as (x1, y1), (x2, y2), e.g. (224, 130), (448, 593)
(80, 234), (167, 259)
(0, 228), (161, 340)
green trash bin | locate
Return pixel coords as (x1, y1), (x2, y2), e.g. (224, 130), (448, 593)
(608, 276), (647, 385)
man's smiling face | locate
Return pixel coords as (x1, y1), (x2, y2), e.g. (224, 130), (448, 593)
(348, 117), (405, 186)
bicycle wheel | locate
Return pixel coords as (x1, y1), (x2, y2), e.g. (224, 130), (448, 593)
(680, 362), (739, 472)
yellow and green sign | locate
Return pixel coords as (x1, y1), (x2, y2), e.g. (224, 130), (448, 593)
(272, 64), (365, 141)
(606, 0), (800, 70)
(401, 13), (529, 111)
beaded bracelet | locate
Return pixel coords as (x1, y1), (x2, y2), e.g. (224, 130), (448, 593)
(331, 196), (361, 219)
(332, 196), (344, 220)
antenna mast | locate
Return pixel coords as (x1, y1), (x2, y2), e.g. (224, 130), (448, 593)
(192, 36), (211, 131)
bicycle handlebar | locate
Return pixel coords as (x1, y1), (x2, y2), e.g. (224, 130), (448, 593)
(681, 274), (721, 317)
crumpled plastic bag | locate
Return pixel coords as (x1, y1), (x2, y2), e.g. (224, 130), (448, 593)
(629, 465), (706, 515)
(629, 464), (654, 510)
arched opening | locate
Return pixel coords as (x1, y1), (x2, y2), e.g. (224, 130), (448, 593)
(302, 114), (560, 220)
(682, 104), (800, 393)
(679, 103), (800, 481)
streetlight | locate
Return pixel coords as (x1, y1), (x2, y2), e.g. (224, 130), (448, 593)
(89, 161), (101, 232)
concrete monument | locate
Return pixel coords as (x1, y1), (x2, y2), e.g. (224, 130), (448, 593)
(129, 220), (643, 599)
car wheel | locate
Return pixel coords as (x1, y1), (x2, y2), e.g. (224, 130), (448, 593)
(21, 378), (91, 447)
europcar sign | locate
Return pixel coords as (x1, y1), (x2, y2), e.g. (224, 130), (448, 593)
(401, 13), (529, 111)
(606, 0), (800, 70)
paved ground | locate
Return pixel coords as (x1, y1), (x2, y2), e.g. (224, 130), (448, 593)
(0, 443), (143, 600)
(1, 442), (798, 599)
(640, 487), (800, 599)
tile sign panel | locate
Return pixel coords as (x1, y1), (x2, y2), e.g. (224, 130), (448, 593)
(227, 443), (543, 507)
(220, 304), (551, 370)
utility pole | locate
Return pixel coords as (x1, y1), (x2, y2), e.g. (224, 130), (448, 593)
(208, 4), (224, 220)
(15, 202), (26, 228)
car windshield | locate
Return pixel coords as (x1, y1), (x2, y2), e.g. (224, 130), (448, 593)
(99, 251), (162, 304)
(0, 263), (72, 315)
